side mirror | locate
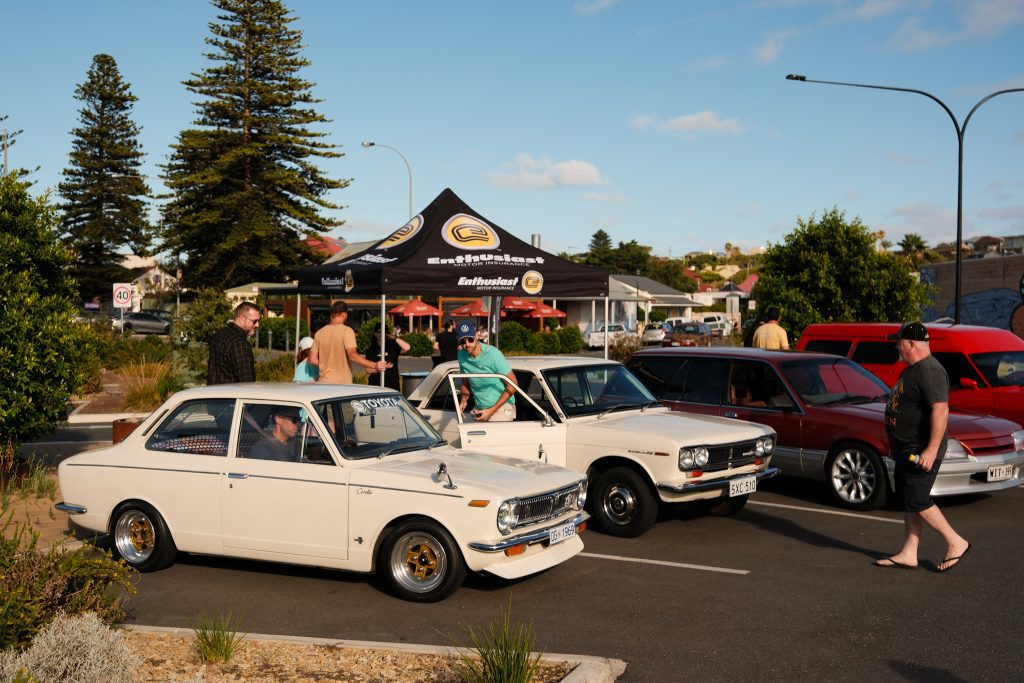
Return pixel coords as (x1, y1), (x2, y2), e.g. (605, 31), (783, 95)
(958, 377), (979, 390)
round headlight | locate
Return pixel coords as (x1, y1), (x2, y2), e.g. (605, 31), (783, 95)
(497, 500), (518, 534)
(679, 447), (695, 470)
(575, 480), (588, 510)
(763, 436), (775, 455)
(694, 447), (709, 467)
(755, 438), (766, 456)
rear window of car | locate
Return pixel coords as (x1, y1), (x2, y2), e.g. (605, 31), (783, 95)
(146, 399), (235, 456)
(626, 356), (684, 397)
(850, 341), (900, 365)
(803, 339), (852, 357)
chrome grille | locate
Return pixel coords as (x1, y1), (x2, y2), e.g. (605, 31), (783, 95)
(513, 483), (578, 529)
(705, 440), (762, 472)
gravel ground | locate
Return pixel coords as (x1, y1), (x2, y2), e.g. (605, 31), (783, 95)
(121, 629), (574, 682)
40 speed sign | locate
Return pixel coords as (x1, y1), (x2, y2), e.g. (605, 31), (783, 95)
(112, 283), (133, 309)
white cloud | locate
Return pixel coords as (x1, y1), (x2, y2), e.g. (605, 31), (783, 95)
(888, 202), (962, 242)
(889, 0), (1024, 52)
(977, 204), (1024, 224)
(754, 29), (798, 63)
(847, 0), (917, 20)
(574, 0), (617, 16)
(486, 155), (605, 189)
(663, 110), (745, 134)
(628, 114), (658, 130)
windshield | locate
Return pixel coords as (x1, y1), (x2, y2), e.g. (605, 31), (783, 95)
(971, 351), (1024, 387)
(671, 324), (704, 335)
(780, 357), (890, 406)
(541, 364), (657, 416)
(313, 394), (441, 459)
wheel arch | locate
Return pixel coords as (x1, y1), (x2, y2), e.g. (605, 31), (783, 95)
(107, 497), (174, 537)
(370, 513), (459, 574)
(585, 455), (658, 495)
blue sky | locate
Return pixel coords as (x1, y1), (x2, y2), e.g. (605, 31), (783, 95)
(4, 0), (1024, 260)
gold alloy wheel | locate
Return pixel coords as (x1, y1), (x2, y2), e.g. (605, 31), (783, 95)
(389, 531), (448, 594)
(115, 509), (156, 564)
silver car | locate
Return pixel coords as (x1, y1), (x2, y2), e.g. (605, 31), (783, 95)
(111, 312), (171, 335)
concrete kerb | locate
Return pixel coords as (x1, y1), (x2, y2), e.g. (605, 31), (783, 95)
(120, 624), (627, 681)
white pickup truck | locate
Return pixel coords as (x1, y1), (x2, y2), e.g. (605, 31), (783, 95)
(585, 323), (629, 349)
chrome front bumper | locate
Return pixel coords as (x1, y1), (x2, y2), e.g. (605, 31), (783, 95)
(468, 512), (588, 553)
(656, 467), (780, 494)
(55, 502), (87, 514)
(932, 450), (1024, 497)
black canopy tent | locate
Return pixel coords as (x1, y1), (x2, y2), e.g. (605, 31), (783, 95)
(296, 188), (608, 298)
(290, 189), (614, 382)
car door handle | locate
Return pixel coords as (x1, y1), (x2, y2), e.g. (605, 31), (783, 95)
(227, 472), (249, 479)
(467, 430), (487, 436)
(724, 411), (738, 419)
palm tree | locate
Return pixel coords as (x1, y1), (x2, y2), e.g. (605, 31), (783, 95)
(898, 233), (929, 269)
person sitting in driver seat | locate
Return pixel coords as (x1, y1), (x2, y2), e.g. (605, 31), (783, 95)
(248, 406), (302, 461)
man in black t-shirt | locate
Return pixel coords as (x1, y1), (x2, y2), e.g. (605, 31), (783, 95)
(875, 322), (971, 572)
(433, 320), (459, 363)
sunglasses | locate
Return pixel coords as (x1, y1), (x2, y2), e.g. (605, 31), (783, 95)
(458, 337), (476, 347)
(278, 413), (301, 423)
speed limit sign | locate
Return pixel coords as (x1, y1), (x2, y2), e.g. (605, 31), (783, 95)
(112, 283), (133, 309)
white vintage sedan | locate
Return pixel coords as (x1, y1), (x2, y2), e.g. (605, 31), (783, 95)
(56, 383), (588, 602)
(409, 358), (779, 538)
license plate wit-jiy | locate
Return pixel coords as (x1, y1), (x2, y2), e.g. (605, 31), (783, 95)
(729, 476), (757, 497)
(987, 464), (1013, 482)
(548, 523), (577, 545)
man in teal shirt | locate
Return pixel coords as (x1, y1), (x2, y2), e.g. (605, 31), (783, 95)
(456, 321), (517, 422)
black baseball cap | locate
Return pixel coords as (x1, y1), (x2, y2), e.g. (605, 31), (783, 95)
(887, 322), (929, 341)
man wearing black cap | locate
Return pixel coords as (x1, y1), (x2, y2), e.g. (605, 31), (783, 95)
(875, 322), (971, 572)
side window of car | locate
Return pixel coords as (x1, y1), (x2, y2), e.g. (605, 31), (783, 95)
(425, 374), (457, 411)
(851, 341), (900, 365)
(238, 402), (329, 464)
(932, 352), (983, 387)
(680, 359), (727, 405)
(626, 356), (684, 398)
(146, 399), (234, 456)
(803, 340), (852, 357)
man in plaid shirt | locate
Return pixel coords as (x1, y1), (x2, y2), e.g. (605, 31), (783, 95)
(207, 302), (260, 385)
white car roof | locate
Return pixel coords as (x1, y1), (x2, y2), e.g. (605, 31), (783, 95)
(167, 382), (401, 403)
(434, 356), (621, 373)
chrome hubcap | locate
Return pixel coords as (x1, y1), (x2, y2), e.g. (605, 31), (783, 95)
(602, 484), (637, 526)
(115, 510), (155, 564)
(831, 450), (876, 504)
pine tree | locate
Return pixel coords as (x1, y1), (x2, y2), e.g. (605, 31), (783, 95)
(162, 0), (347, 289)
(58, 54), (152, 301)
(585, 229), (615, 271)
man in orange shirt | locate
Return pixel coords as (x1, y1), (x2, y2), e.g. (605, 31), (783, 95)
(309, 301), (388, 383)
(752, 306), (790, 350)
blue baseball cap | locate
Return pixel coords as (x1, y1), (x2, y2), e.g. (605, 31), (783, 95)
(456, 321), (476, 341)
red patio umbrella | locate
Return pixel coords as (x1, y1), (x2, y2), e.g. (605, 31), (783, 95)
(449, 299), (504, 317)
(388, 300), (442, 316)
(501, 297), (536, 311)
(526, 303), (567, 318)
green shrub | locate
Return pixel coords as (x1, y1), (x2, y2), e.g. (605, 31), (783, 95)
(194, 612), (246, 663)
(526, 331), (561, 355)
(256, 354), (295, 382)
(400, 331), (434, 357)
(451, 598), (542, 683)
(257, 316), (308, 351)
(0, 516), (136, 651)
(554, 326), (584, 354)
(496, 321), (530, 353)
(649, 310), (667, 323)
(0, 612), (139, 683)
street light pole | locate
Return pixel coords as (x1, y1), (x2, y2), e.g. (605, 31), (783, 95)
(785, 74), (1024, 324)
(362, 141), (413, 220)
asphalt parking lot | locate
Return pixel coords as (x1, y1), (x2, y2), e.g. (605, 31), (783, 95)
(120, 476), (1024, 681)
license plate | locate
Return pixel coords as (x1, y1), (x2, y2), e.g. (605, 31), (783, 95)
(987, 464), (1014, 482)
(729, 476), (757, 497)
(548, 523), (577, 545)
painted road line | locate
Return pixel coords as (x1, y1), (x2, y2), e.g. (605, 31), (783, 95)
(580, 552), (749, 575)
(749, 500), (903, 524)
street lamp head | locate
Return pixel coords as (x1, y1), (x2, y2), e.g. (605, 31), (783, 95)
(785, 74), (807, 81)
(361, 141), (375, 148)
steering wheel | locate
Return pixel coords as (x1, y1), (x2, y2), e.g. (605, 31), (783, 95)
(560, 396), (581, 407)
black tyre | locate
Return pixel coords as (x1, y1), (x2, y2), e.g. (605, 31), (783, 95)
(380, 519), (466, 602)
(590, 467), (658, 538)
(826, 443), (888, 511)
(699, 494), (748, 517)
(122, 323), (133, 332)
(110, 502), (178, 571)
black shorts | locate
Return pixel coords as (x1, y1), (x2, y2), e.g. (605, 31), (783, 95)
(893, 451), (941, 513)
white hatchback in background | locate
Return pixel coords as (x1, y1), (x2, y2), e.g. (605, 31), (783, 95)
(410, 357), (778, 538)
(701, 314), (734, 337)
(586, 323), (629, 349)
(56, 383), (587, 602)
(642, 323), (666, 345)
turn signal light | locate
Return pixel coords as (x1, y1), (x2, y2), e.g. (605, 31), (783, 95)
(686, 471), (704, 479)
(504, 544), (526, 556)
(578, 522), (587, 533)
(754, 458), (764, 466)
(468, 500), (490, 508)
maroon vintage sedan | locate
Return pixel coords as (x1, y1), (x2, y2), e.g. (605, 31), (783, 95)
(626, 347), (1024, 511)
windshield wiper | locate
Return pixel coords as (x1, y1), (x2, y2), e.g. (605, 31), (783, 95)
(640, 400), (663, 412)
(427, 438), (448, 451)
(823, 395), (855, 406)
(598, 403), (646, 419)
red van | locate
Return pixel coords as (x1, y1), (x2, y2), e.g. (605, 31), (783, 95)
(796, 323), (1024, 426)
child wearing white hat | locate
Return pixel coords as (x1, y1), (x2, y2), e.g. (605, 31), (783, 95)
(293, 336), (319, 383)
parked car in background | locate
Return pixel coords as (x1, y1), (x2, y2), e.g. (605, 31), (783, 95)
(796, 322), (1024, 426)
(585, 323), (629, 349)
(140, 308), (174, 323)
(700, 314), (733, 337)
(57, 383), (588, 602)
(410, 357), (778, 537)
(663, 322), (712, 347)
(626, 347), (1024, 511)
(642, 323), (666, 345)
(111, 311), (171, 335)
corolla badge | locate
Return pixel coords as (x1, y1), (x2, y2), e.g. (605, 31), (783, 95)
(442, 214), (500, 250)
